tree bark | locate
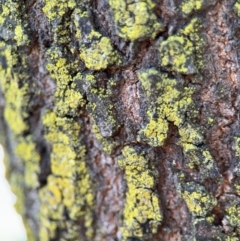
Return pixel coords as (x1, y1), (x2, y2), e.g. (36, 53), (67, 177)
(1, 0), (240, 240)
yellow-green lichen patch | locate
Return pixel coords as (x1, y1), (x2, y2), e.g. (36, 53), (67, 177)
(118, 146), (162, 240)
(181, 0), (203, 15)
(182, 147), (219, 182)
(234, 180), (240, 196)
(208, 117), (214, 124)
(226, 236), (239, 241)
(14, 25), (28, 46)
(72, 10), (121, 70)
(41, 109), (95, 239)
(0, 43), (27, 134)
(234, 1), (240, 17)
(43, 113), (81, 178)
(180, 18), (204, 70)
(201, 150), (215, 170)
(109, 0), (163, 41)
(42, 0), (80, 48)
(159, 36), (196, 74)
(0, 37), (39, 240)
(234, 137), (240, 157)
(80, 36), (121, 70)
(159, 18), (204, 74)
(136, 68), (218, 185)
(138, 116), (168, 147)
(42, 43), (95, 239)
(137, 68), (159, 98)
(10, 172), (35, 241)
(15, 138), (40, 188)
(2, 79), (28, 135)
(225, 202), (240, 227)
(0, 40), (41, 190)
(0, 1), (29, 45)
(137, 69), (195, 146)
(180, 18), (202, 42)
(206, 214), (215, 224)
(39, 176), (65, 240)
(45, 50), (85, 117)
(42, 0), (76, 22)
(55, 85), (84, 116)
(0, 4), (10, 25)
(180, 182), (217, 219)
(39, 174), (94, 240)
(179, 124), (203, 147)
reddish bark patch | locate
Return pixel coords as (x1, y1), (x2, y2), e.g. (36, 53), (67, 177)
(120, 69), (142, 124)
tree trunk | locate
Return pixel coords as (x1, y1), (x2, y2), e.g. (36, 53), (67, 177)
(1, 0), (240, 240)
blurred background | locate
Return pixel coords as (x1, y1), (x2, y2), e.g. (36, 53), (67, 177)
(0, 145), (26, 241)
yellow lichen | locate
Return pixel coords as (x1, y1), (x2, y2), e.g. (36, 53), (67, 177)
(206, 215), (215, 224)
(3, 80), (28, 135)
(160, 36), (196, 74)
(181, 18), (201, 41)
(15, 138), (40, 188)
(234, 137), (240, 157)
(234, 183), (240, 195)
(226, 237), (239, 241)
(181, 0), (203, 15)
(202, 150), (215, 170)
(0, 44), (28, 134)
(225, 203), (240, 227)
(80, 36), (121, 70)
(0, 2), (28, 45)
(109, 0), (163, 41)
(181, 18), (204, 69)
(72, 9), (121, 71)
(0, 37), (41, 190)
(41, 111), (95, 239)
(234, 1), (240, 17)
(137, 69), (195, 146)
(0, 31), (39, 240)
(138, 117), (168, 147)
(118, 146), (162, 240)
(42, 44), (95, 239)
(181, 182), (217, 219)
(208, 117), (214, 124)
(0, 1), (95, 240)
(159, 18), (204, 74)
(179, 124), (203, 146)
(46, 52), (85, 117)
(42, 0), (76, 21)
(0, 5), (10, 25)
(14, 25), (28, 46)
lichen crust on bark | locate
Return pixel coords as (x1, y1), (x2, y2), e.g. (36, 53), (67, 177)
(1, 0), (240, 240)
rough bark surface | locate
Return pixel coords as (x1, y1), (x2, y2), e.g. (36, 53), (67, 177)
(1, 0), (240, 240)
